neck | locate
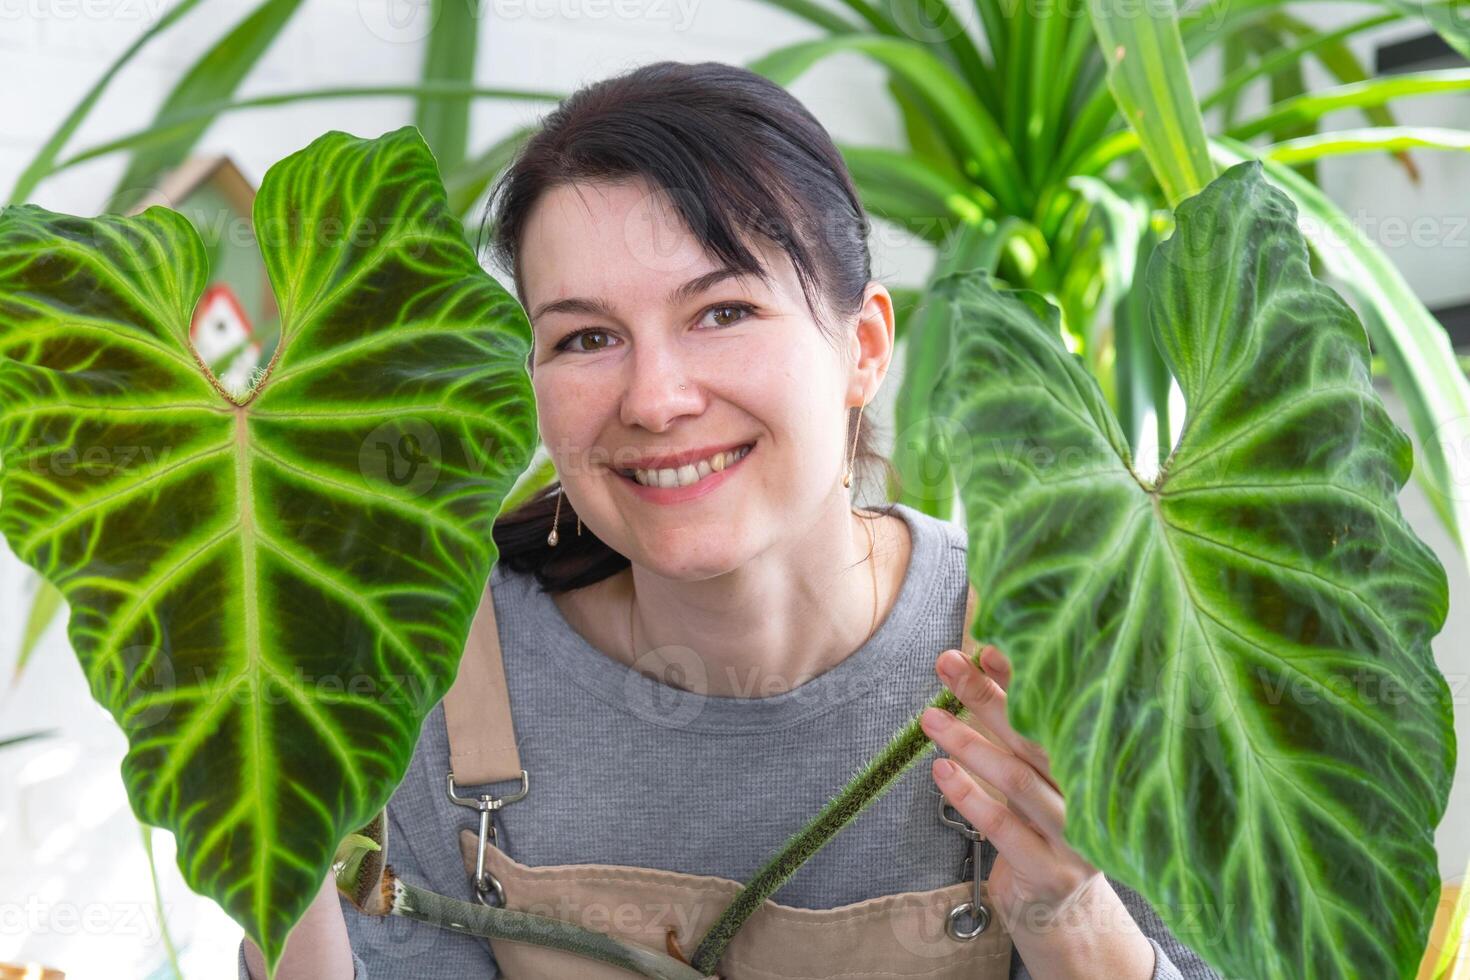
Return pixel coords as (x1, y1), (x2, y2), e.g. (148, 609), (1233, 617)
(557, 501), (912, 700)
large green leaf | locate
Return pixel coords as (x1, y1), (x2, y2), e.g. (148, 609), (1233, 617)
(932, 159), (1454, 979)
(1209, 135), (1470, 564)
(0, 125), (538, 972)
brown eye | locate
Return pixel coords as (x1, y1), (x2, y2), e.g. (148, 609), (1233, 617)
(555, 328), (616, 352)
(703, 302), (755, 328)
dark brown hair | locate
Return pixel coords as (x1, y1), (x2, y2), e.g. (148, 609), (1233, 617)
(482, 60), (900, 592)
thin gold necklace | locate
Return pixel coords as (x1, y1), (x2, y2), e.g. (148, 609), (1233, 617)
(626, 511), (882, 663)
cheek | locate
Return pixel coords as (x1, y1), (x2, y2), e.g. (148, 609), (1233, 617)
(532, 376), (610, 473)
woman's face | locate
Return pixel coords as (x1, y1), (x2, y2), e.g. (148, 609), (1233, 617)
(519, 178), (887, 580)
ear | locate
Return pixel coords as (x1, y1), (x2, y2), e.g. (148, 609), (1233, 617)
(847, 281), (896, 407)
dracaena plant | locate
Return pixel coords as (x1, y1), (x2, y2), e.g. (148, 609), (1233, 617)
(686, 160), (1456, 980)
(740, 0), (1470, 572)
(0, 124), (539, 969)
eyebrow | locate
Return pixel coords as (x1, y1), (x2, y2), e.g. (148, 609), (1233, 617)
(529, 265), (760, 324)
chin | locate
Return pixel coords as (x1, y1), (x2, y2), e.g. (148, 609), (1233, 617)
(633, 534), (745, 581)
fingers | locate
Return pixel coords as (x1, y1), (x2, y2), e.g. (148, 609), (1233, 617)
(935, 648), (1054, 789)
(923, 706), (1067, 843)
(931, 753), (1052, 872)
(978, 645), (1011, 690)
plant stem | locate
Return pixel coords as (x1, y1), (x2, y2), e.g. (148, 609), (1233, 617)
(389, 877), (710, 980)
(689, 687), (966, 974)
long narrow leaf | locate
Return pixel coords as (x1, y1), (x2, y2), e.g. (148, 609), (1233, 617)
(1200, 13), (1396, 111)
(1026, 0), (1072, 174)
(0, 730), (56, 752)
(447, 124), (538, 221)
(892, 216), (1022, 517)
(745, 35), (1030, 212)
(1229, 68), (1470, 141)
(1088, 0), (1217, 205)
(1430, 859), (1470, 978)
(1242, 22), (1320, 183)
(6, 0), (205, 205)
(50, 84), (563, 176)
(1375, 0), (1470, 61)
(747, 0), (862, 33)
(110, 0), (308, 212)
(838, 144), (994, 245)
(415, 0), (480, 171)
(14, 576), (65, 682)
(882, 0), (1001, 115)
(886, 76), (967, 177)
(1264, 125), (1470, 164)
(139, 822), (183, 978)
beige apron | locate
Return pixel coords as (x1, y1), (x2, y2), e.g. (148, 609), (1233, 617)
(440, 576), (1015, 979)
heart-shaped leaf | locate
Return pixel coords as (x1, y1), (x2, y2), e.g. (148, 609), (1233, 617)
(0, 125), (538, 969)
(932, 159), (1454, 979)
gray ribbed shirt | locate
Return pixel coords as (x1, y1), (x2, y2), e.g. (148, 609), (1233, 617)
(240, 501), (1221, 979)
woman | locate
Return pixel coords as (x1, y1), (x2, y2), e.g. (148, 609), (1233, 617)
(244, 60), (1220, 979)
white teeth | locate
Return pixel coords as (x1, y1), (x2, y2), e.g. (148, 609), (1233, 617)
(630, 444), (750, 487)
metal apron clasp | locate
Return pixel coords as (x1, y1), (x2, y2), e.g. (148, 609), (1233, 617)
(447, 769), (530, 908)
(938, 793), (992, 940)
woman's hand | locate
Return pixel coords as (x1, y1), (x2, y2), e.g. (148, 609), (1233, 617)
(921, 644), (1156, 979)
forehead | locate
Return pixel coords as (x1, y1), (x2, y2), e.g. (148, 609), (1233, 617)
(518, 179), (801, 316)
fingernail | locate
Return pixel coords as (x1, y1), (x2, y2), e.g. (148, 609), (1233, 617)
(922, 707), (951, 731)
(937, 651), (961, 679)
(935, 758), (956, 778)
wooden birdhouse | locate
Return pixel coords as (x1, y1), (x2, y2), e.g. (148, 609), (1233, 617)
(127, 155), (280, 397)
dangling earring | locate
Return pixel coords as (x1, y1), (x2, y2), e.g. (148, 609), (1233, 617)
(843, 403), (865, 489)
(547, 486), (563, 547)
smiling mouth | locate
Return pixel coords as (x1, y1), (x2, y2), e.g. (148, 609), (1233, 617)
(616, 442), (755, 488)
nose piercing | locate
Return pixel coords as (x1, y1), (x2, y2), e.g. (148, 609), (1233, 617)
(679, 384), (687, 389)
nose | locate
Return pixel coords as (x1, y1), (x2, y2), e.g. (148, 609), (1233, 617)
(618, 336), (703, 433)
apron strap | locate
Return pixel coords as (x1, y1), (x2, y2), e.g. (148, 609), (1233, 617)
(443, 577), (524, 786)
(441, 573), (983, 786)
